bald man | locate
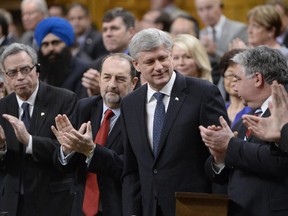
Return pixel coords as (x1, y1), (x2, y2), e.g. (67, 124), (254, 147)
(195, 0), (247, 100)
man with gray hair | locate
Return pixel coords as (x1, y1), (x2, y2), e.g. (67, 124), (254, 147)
(121, 28), (227, 216)
(0, 43), (77, 216)
(199, 46), (288, 216)
(20, 0), (48, 50)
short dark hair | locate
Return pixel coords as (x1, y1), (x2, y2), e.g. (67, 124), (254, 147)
(67, 2), (89, 16)
(219, 49), (245, 77)
(171, 14), (200, 38)
(154, 10), (171, 32)
(0, 14), (8, 37)
(102, 7), (135, 29)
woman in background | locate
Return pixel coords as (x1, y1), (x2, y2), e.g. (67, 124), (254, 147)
(220, 48), (251, 127)
(172, 34), (213, 82)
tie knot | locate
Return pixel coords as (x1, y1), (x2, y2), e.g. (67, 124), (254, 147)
(22, 102), (29, 110)
(254, 108), (262, 116)
(104, 109), (114, 120)
(154, 92), (165, 101)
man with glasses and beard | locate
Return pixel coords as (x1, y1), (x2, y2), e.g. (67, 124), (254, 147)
(34, 17), (91, 99)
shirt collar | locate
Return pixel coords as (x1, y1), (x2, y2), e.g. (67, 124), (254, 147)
(102, 103), (120, 118)
(147, 71), (176, 102)
(210, 15), (226, 36)
(260, 95), (272, 115)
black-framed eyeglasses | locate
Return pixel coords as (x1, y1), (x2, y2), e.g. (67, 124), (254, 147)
(4, 65), (36, 78)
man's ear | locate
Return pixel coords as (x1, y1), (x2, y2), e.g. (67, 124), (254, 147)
(254, 72), (264, 87)
(133, 59), (140, 72)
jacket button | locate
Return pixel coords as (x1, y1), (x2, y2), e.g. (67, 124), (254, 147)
(153, 169), (158, 174)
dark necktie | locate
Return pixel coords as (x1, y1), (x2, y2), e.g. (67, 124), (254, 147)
(153, 92), (166, 157)
(212, 27), (217, 42)
(245, 108), (262, 139)
(83, 109), (114, 216)
(21, 102), (30, 129)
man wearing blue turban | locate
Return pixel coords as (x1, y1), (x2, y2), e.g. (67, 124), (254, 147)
(34, 17), (91, 99)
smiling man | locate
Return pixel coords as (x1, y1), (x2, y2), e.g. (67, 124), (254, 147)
(121, 28), (228, 216)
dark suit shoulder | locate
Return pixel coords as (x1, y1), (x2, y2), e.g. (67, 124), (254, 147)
(77, 95), (102, 109)
(40, 81), (76, 98)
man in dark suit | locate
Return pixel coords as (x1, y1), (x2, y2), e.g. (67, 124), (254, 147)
(0, 43), (77, 216)
(242, 80), (288, 155)
(121, 28), (228, 216)
(67, 3), (108, 62)
(82, 7), (136, 96)
(52, 53), (138, 216)
(34, 17), (91, 99)
(199, 46), (288, 216)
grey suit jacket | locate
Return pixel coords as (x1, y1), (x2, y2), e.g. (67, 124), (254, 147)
(0, 81), (77, 216)
(200, 17), (247, 61)
(121, 72), (228, 216)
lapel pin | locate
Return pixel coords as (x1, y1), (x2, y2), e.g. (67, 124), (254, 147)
(41, 112), (45, 116)
(175, 97), (179, 101)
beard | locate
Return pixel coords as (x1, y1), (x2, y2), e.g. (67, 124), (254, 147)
(38, 47), (72, 87)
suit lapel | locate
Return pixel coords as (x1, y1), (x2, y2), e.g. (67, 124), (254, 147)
(105, 118), (121, 148)
(30, 83), (49, 135)
(155, 73), (187, 159)
(135, 85), (154, 157)
(247, 109), (270, 141)
(90, 99), (103, 141)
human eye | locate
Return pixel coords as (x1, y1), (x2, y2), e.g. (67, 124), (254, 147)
(51, 40), (61, 46)
(20, 66), (32, 74)
(6, 69), (17, 77)
(173, 56), (179, 60)
(41, 42), (48, 48)
(117, 76), (127, 82)
(159, 56), (168, 62)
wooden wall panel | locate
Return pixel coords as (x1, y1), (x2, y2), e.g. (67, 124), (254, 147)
(0, 0), (270, 31)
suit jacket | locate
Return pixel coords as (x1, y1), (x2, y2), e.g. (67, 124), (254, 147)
(19, 31), (38, 51)
(205, 109), (288, 216)
(200, 17), (247, 61)
(79, 27), (108, 61)
(0, 82), (77, 216)
(56, 56), (90, 99)
(54, 96), (123, 216)
(121, 72), (228, 216)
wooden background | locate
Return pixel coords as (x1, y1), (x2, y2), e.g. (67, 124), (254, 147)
(0, 0), (268, 31)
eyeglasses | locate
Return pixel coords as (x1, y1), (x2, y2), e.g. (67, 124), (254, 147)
(224, 74), (235, 80)
(4, 65), (36, 78)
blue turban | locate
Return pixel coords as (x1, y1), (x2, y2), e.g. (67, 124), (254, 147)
(34, 17), (75, 47)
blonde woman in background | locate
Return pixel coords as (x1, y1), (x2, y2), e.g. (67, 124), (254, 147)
(172, 34), (213, 82)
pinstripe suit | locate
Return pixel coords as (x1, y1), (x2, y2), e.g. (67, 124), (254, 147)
(0, 81), (77, 216)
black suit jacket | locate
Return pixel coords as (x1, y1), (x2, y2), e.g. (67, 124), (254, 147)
(0, 82), (77, 216)
(205, 109), (288, 216)
(61, 56), (91, 99)
(80, 27), (108, 61)
(54, 96), (123, 216)
(121, 72), (228, 216)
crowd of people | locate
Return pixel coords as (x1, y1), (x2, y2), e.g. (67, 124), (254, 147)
(0, 0), (288, 215)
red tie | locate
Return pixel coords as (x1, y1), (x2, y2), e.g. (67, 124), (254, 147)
(82, 109), (114, 216)
(245, 108), (262, 139)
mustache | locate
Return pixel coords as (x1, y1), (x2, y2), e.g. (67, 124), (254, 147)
(105, 87), (119, 94)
